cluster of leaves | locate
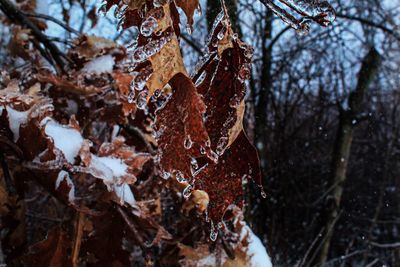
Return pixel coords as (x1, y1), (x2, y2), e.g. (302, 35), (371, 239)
(0, 0), (267, 265)
(0, 0), (335, 265)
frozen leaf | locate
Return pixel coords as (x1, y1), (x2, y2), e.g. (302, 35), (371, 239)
(194, 132), (261, 222)
(154, 74), (210, 180)
(191, 11), (261, 222)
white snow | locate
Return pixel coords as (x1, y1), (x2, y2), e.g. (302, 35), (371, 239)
(41, 117), (135, 207)
(90, 155), (128, 181)
(44, 119), (84, 164)
(6, 106), (29, 142)
(113, 183), (136, 206)
(82, 55), (115, 74)
(55, 170), (75, 202)
(88, 155), (136, 207)
(241, 224), (273, 267)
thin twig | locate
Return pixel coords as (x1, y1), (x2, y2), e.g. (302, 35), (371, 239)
(369, 241), (400, 248)
(72, 212), (85, 267)
(23, 12), (81, 35)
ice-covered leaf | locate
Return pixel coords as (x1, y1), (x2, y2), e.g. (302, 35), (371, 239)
(154, 74), (210, 180)
(194, 132), (261, 222)
(190, 11), (261, 223)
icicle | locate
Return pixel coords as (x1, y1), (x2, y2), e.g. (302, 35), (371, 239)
(183, 184), (193, 199)
(175, 171), (186, 183)
(209, 221), (218, 241)
(184, 135), (193, 149)
(97, 2), (107, 16)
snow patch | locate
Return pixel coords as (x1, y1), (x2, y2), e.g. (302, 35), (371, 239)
(240, 224), (272, 267)
(90, 155), (128, 181)
(88, 155), (136, 207)
(44, 119), (84, 164)
(82, 55), (115, 74)
(6, 106), (29, 142)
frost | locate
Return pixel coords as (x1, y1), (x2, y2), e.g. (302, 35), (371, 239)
(82, 55), (115, 74)
(5, 106), (29, 142)
(184, 135), (193, 149)
(43, 119), (84, 164)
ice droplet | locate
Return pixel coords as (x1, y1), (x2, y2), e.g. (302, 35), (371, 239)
(127, 91), (135, 103)
(140, 16), (158, 37)
(161, 171), (171, 180)
(259, 185), (267, 198)
(184, 135), (193, 149)
(190, 158), (198, 171)
(183, 184), (193, 199)
(210, 222), (218, 241)
(136, 91), (148, 110)
(113, 6), (120, 18)
(118, 5), (128, 19)
(217, 28), (225, 40)
(97, 2), (107, 16)
(216, 137), (228, 156)
(117, 18), (125, 32)
(127, 39), (138, 50)
(153, 0), (166, 7)
(186, 24), (192, 35)
(296, 18), (311, 36)
(175, 171), (186, 183)
(208, 150), (219, 163)
(195, 71), (206, 87)
(154, 89), (162, 98)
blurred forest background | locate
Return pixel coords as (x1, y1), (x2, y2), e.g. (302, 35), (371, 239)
(1, 0), (400, 266)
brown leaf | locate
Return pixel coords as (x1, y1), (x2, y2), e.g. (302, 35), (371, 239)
(154, 74), (211, 180)
(22, 228), (72, 267)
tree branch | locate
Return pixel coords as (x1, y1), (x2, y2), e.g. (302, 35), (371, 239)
(0, 0), (67, 72)
(337, 13), (400, 42)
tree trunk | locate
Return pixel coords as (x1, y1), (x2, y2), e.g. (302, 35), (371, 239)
(317, 47), (382, 266)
